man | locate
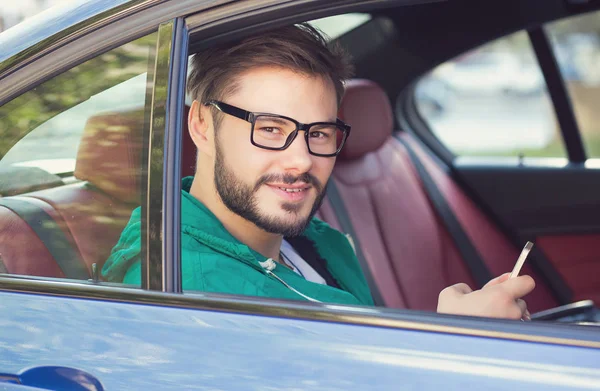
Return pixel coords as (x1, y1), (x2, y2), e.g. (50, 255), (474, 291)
(102, 23), (534, 319)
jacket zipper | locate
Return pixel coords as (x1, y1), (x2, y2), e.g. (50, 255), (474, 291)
(259, 258), (321, 303)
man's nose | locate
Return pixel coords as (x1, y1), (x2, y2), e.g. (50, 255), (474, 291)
(281, 132), (313, 173)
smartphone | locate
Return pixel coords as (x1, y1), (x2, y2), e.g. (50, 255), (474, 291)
(509, 241), (534, 279)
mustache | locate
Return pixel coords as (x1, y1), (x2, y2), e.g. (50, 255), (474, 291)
(254, 173), (323, 193)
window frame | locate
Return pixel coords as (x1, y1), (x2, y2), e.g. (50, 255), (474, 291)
(528, 27), (586, 163)
(0, 4), (182, 292)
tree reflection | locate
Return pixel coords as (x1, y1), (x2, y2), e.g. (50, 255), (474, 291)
(0, 32), (157, 280)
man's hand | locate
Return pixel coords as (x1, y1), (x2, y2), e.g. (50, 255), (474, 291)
(437, 273), (535, 320)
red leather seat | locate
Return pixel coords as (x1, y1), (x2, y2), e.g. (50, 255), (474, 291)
(0, 109), (144, 278)
(324, 79), (559, 312)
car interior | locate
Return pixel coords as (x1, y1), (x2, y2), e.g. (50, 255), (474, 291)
(0, 0), (599, 322)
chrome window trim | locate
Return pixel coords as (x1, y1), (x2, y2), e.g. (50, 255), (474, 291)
(163, 18), (189, 293)
(144, 20), (174, 291)
(145, 17), (186, 293)
(0, 277), (598, 349)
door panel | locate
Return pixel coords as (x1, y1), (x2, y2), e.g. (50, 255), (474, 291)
(454, 162), (600, 302)
(536, 234), (600, 303)
(1, 290), (599, 390)
(454, 164), (600, 236)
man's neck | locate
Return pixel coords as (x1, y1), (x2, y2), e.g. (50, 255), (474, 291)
(189, 176), (283, 260)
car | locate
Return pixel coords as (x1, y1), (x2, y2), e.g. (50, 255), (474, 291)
(0, 0), (599, 389)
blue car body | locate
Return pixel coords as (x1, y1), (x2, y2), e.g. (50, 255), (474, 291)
(1, 289), (600, 390)
(0, 1), (599, 390)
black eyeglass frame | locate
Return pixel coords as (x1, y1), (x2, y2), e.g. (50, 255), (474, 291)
(204, 100), (351, 157)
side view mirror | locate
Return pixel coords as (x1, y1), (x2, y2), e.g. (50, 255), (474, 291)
(0, 366), (104, 391)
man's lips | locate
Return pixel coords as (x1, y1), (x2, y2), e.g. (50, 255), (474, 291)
(267, 182), (311, 191)
(265, 183), (312, 200)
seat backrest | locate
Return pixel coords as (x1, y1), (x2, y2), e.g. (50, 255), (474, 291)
(0, 109), (144, 278)
(324, 79), (558, 312)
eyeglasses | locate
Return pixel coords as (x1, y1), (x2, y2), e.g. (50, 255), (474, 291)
(204, 100), (351, 157)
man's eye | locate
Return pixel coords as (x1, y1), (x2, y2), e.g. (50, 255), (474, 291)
(259, 127), (281, 134)
(309, 131), (329, 139)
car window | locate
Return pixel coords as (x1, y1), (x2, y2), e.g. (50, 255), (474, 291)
(0, 31), (157, 282)
(546, 10), (600, 159)
(414, 31), (567, 158)
(308, 13), (371, 40)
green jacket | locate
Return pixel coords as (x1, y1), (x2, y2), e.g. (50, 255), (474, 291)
(102, 177), (373, 306)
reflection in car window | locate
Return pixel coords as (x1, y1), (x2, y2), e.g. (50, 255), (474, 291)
(414, 31), (567, 158)
(0, 32), (157, 282)
(0, 37), (154, 173)
(546, 10), (600, 158)
(1, 74), (147, 174)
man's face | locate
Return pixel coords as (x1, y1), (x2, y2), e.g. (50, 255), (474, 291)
(212, 67), (338, 237)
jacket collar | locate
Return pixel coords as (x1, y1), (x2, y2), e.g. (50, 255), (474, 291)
(181, 177), (267, 269)
(179, 177), (372, 303)
(181, 177), (327, 273)
(181, 176), (338, 274)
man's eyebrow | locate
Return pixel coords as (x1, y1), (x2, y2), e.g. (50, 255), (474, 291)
(260, 117), (291, 125)
(260, 115), (338, 124)
(313, 118), (338, 124)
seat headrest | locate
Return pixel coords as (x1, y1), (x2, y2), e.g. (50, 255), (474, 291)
(338, 79), (394, 161)
(74, 109), (144, 204)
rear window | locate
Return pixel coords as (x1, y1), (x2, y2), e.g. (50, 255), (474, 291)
(546, 10), (600, 158)
(414, 31), (567, 159)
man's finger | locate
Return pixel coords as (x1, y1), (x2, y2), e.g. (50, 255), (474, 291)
(483, 273), (510, 288)
(447, 283), (473, 295)
(500, 275), (536, 299)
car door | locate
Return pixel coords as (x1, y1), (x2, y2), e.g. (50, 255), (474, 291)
(396, 0), (600, 306)
(0, 1), (599, 390)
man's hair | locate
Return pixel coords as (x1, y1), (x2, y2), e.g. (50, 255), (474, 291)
(187, 23), (354, 112)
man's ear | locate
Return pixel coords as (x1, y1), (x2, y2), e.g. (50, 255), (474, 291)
(188, 100), (214, 157)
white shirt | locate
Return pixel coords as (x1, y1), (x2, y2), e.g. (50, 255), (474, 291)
(280, 240), (326, 285)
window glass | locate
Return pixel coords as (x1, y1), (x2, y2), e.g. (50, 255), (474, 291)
(415, 31), (566, 158)
(308, 13), (371, 40)
(546, 10), (600, 158)
(0, 32), (157, 282)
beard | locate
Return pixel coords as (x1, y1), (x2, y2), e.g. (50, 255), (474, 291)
(214, 139), (326, 237)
